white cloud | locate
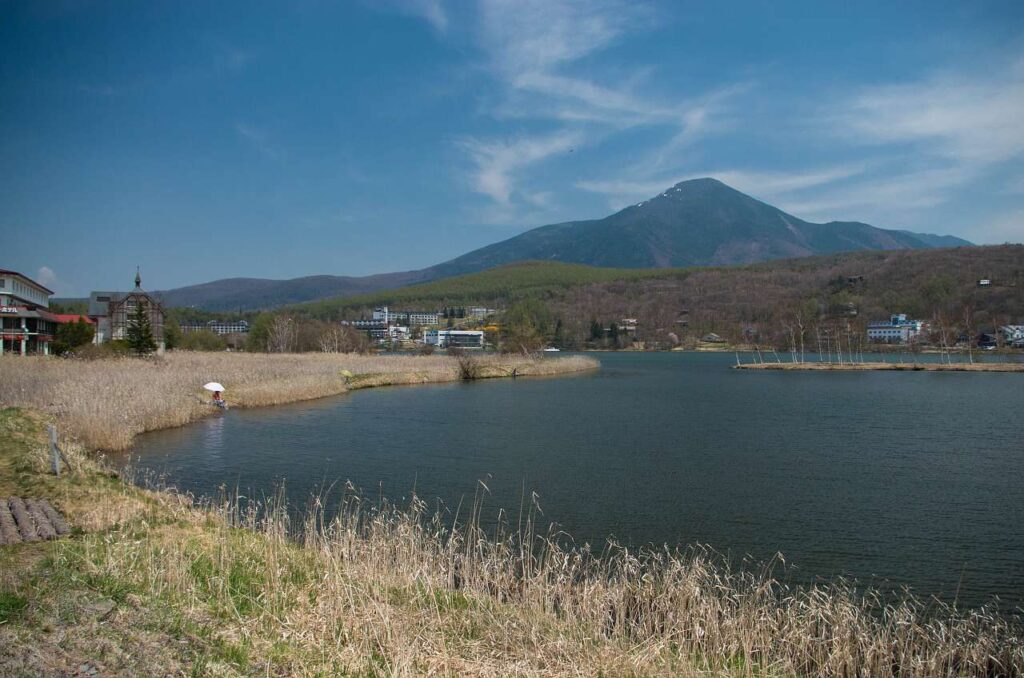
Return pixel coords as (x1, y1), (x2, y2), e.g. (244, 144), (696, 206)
(834, 68), (1024, 166)
(460, 130), (582, 204)
(36, 266), (59, 292)
(234, 122), (281, 160)
(577, 164), (867, 213)
(385, 0), (449, 32)
(789, 57), (1024, 228)
(458, 0), (742, 221)
(578, 53), (1024, 239)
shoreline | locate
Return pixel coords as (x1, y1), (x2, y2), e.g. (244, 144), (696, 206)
(0, 352), (599, 451)
(734, 361), (1024, 372)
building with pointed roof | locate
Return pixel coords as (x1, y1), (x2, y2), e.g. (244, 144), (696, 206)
(88, 269), (166, 351)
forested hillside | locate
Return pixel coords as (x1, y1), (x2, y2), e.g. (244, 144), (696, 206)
(286, 246), (1023, 350)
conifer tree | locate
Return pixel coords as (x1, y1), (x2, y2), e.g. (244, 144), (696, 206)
(126, 302), (157, 355)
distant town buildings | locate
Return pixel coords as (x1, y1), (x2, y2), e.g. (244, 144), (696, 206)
(180, 319), (250, 335)
(372, 307), (439, 326)
(1000, 325), (1024, 348)
(0, 268), (57, 355)
(424, 329), (485, 349)
(89, 270), (166, 350)
(866, 313), (926, 344)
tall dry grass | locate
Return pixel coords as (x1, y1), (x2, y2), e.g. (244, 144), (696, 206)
(0, 352), (597, 450)
(55, 487), (1023, 676)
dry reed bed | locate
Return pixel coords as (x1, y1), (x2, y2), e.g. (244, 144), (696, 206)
(54, 489), (1024, 676)
(735, 361), (1024, 372)
(0, 352), (597, 451)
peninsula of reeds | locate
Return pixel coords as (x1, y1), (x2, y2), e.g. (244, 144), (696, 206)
(0, 351), (597, 450)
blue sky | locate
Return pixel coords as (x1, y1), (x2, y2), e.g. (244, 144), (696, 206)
(2, 0), (1023, 295)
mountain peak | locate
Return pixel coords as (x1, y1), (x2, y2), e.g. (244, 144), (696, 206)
(654, 177), (745, 202)
(671, 177), (727, 190)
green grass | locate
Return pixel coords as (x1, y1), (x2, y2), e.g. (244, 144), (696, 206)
(295, 260), (691, 318)
(0, 590), (29, 624)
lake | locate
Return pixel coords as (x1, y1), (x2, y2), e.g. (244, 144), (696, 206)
(120, 352), (1024, 610)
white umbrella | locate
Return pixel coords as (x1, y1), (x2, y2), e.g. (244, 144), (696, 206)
(203, 382), (225, 392)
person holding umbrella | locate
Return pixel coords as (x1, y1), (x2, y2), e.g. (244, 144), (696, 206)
(203, 382), (227, 409)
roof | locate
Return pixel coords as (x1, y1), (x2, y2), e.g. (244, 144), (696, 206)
(52, 314), (94, 325)
(88, 291), (124, 317)
(0, 269), (55, 295)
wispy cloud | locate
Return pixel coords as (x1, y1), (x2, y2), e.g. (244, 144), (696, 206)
(458, 0), (742, 222)
(35, 266), (61, 293)
(379, 0), (449, 33)
(782, 56), (1024, 226)
(234, 122), (281, 160)
(459, 130), (582, 205)
(577, 164), (867, 213)
(579, 52), (1024, 236)
(832, 64), (1024, 166)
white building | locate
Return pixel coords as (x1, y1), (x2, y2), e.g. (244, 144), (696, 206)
(372, 306), (439, 326)
(1000, 325), (1024, 348)
(0, 269), (57, 355)
(181, 319), (250, 335)
(423, 329), (484, 349)
(867, 314), (926, 344)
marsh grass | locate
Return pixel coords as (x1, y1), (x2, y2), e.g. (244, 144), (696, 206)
(36, 485), (1024, 676)
(0, 352), (597, 450)
(1, 409), (1021, 675)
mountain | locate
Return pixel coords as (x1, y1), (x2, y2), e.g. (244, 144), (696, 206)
(428, 178), (972, 276)
(156, 178), (972, 310)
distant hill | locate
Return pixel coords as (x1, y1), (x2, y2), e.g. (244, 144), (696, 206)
(154, 178), (972, 311)
(292, 246), (1023, 352)
(157, 271), (427, 311)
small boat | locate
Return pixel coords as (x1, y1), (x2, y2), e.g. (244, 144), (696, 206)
(543, 347), (561, 352)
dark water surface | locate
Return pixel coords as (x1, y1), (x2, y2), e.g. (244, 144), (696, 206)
(123, 352), (1024, 609)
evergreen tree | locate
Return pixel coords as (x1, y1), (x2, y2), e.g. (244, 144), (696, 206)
(126, 302), (157, 355)
(590, 319), (604, 342)
(608, 321), (620, 347)
(552, 318), (565, 349)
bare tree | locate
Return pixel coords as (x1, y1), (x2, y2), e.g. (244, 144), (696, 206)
(267, 316), (296, 353)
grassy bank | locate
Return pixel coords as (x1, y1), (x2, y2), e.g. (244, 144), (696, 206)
(0, 352), (597, 451)
(735, 361), (1024, 372)
(0, 408), (1021, 676)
